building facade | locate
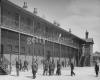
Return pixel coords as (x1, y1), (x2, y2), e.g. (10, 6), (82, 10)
(80, 31), (94, 66)
(0, 0), (94, 67)
(91, 52), (100, 66)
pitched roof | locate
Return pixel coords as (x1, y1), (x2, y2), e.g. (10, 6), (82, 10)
(92, 52), (100, 57)
(85, 38), (94, 44)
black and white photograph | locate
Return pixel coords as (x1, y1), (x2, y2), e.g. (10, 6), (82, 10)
(0, 0), (100, 80)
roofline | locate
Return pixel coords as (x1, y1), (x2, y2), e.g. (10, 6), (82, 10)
(84, 38), (94, 44)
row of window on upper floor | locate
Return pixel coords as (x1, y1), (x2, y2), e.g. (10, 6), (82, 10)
(1, 6), (64, 37)
(1, 7), (80, 48)
(2, 8), (32, 28)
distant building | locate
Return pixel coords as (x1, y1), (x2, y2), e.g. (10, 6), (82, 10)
(0, 0), (94, 67)
(91, 52), (100, 65)
(80, 31), (94, 66)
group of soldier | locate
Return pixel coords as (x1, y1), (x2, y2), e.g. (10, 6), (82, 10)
(16, 59), (29, 76)
(43, 59), (55, 76)
(15, 58), (76, 79)
(43, 59), (75, 76)
(33, 58), (75, 79)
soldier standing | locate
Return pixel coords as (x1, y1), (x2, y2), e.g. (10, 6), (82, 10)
(56, 60), (61, 75)
(19, 59), (22, 71)
(51, 59), (55, 75)
(43, 60), (49, 75)
(23, 60), (28, 71)
(16, 59), (19, 76)
(95, 62), (99, 77)
(32, 59), (38, 79)
(49, 60), (52, 75)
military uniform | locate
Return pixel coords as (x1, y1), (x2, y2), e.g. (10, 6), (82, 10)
(70, 63), (75, 76)
(56, 62), (61, 75)
(95, 63), (99, 77)
(16, 61), (19, 76)
(51, 61), (55, 75)
(24, 60), (28, 71)
(49, 61), (52, 75)
(43, 60), (49, 75)
(32, 61), (38, 79)
(19, 60), (22, 71)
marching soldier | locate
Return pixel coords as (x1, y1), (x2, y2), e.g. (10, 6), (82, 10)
(70, 62), (75, 76)
(19, 59), (22, 71)
(95, 62), (99, 77)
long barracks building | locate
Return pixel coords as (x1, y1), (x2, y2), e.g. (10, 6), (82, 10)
(0, 0), (94, 67)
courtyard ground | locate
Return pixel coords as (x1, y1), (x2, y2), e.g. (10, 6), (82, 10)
(0, 66), (100, 80)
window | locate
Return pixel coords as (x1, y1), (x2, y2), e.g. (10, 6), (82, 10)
(21, 47), (25, 54)
(27, 18), (31, 26)
(15, 45), (19, 53)
(38, 49), (40, 56)
(28, 47), (31, 55)
(14, 13), (19, 26)
(7, 44), (12, 51)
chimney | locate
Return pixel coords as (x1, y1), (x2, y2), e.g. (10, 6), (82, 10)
(57, 23), (60, 27)
(23, 2), (28, 9)
(53, 21), (60, 26)
(33, 8), (37, 15)
(85, 30), (89, 39)
(53, 21), (56, 25)
(69, 28), (71, 33)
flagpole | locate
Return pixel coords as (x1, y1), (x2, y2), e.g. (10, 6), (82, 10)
(52, 33), (54, 59)
(32, 38), (35, 62)
(10, 45), (12, 74)
(0, 26), (2, 62)
(59, 33), (61, 62)
(43, 27), (46, 61)
(18, 15), (21, 76)
(59, 41), (61, 62)
(43, 39), (45, 60)
(32, 17), (35, 62)
(0, 0), (1, 63)
(6, 30), (12, 74)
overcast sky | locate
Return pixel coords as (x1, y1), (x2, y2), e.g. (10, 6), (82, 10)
(9, 0), (100, 53)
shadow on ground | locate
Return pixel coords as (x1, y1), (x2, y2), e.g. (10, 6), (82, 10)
(26, 76), (33, 79)
(10, 74), (18, 77)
